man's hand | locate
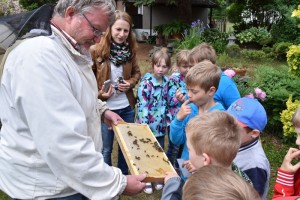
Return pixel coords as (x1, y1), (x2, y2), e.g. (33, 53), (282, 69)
(122, 174), (147, 196)
(280, 148), (300, 173)
(103, 110), (123, 129)
(176, 100), (191, 120)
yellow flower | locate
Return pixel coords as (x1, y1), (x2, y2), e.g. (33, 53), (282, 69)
(281, 95), (300, 139)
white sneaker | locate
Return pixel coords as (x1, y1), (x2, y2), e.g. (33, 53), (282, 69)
(144, 182), (153, 194)
(154, 182), (164, 190)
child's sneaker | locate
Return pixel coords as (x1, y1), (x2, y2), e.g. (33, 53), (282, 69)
(144, 182), (153, 194)
(154, 182), (164, 190)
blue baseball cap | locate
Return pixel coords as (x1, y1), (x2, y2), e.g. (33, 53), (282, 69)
(227, 97), (267, 132)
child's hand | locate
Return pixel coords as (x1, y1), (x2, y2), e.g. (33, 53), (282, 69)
(118, 80), (131, 92)
(164, 172), (179, 184)
(280, 148), (300, 173)
(175, 89), (186, 103)
(100, 84), (113, 98)
(176, 100), (191, 120)
(182, 160), (197, 174)
(172, 65), (178, 73)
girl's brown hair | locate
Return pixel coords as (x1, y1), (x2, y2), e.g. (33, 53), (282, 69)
(292, 108), (300, 128)
(151, 49), (171, 69)
(94, 10), (138, 60)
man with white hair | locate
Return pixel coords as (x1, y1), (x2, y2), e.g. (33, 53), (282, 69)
(0, 1), (145, 199)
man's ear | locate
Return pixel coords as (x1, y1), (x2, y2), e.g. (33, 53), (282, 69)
(65, 6), (77, 19)
(203, 153), (212, 166)
(250, 129), (260, 139)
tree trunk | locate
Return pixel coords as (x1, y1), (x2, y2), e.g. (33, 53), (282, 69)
(178, 0), (192, 24)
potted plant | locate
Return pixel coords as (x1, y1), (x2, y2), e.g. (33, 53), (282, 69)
(162, 20), (189, 40)
(153, 24), (166, 45)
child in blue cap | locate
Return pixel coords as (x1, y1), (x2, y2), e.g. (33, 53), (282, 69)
(227, 97), (270, 200)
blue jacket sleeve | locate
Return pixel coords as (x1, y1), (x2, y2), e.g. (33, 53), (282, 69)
(170, 117), (187, 145)
(222, 82), (241, 109)
(245, 167), (268, 197)
(161, 177), (184, 200)
(135, 80), (150, 124)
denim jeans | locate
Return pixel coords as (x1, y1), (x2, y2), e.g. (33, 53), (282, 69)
(11, 193), (88, 200)
(166, 132), (180, 167)
(101, 105), (135, 175)
(156, 136), (165, 150)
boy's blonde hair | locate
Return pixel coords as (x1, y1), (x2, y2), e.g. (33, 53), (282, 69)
(185, 60), (221, 92)
(186, 111), (242, 167)
(292, 108), (300, 128)
(183, 165), (261, 200)
(151, 49), (171, 69)
(189, 43), (217, 65)
(176, 49), (190, 67)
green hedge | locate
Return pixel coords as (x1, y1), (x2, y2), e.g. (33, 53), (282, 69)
(234, 65), (300, 137)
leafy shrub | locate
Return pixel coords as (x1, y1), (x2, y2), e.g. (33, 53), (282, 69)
(286, 7), (300, 77)
(175, 20), (228, 54)
(146, 36), (156, 44)
(202, 28), (228, 54)
(153, 20), (189, 40)
(273, 42), (293, 61)
(287, 44), (300, 77)
(262, 46), (275, 58)
(235, 65), (300, 135)
(240, 49), (266, 60)
(225, 44), (241, 58)
(162, 20), (189, 39)
(293, 5), (300, 18)
(236, 27), (272, 46)
(280, 95), (300, 140)
(270, 10), (300, 44)
(176, 19), (208, 50)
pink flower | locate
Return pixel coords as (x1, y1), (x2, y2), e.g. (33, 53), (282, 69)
(254, 87), (267, 101)
(254, 87), (262, 95)
(257, 91), (267, 101)
(245, 93), (254, 98)
(224, 69), (236, 78)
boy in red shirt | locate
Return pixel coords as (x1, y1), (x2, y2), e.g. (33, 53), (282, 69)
(273, 108), (300, 199)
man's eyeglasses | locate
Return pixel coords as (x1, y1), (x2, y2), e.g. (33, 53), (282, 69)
(81, 13), (105, 37)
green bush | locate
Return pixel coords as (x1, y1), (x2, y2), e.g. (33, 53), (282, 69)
(175, 19), (228, 54)
(262, 46), (275, 58)
(176, 19), (207, 50)
(240, 49), (267, 60)
(162, 20), (189, 39)
(287, 44), (300, 77)
(270, 17), (300, 44)
(273, 42), (293, 61)
(280, 95), (300, 140)
(236, 27), (272, 46)
(225, 44), (241, 58)
(240, 66), (300, 136)
(202, 28), (228, 54)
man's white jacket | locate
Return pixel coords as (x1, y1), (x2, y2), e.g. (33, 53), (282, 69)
(0, 26), (126, 199)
